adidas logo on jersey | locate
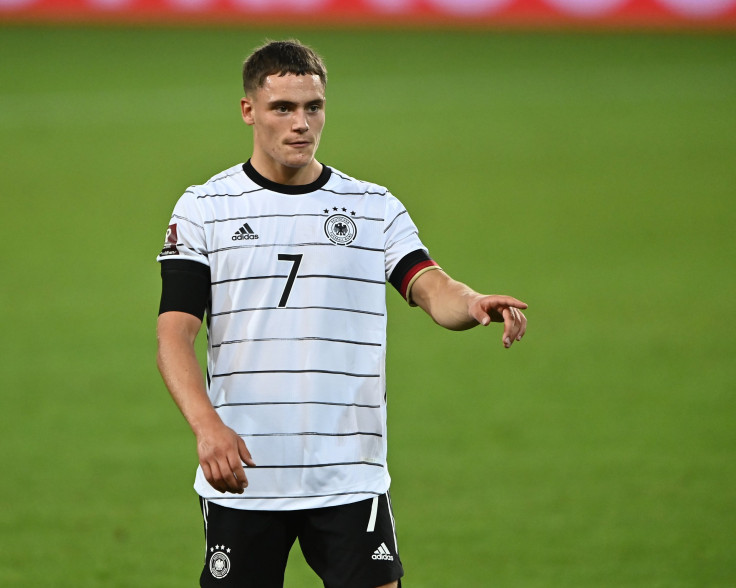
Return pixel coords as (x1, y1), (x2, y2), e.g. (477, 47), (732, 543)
(372, 542), (394, 561)
(232, 222), (259, 240)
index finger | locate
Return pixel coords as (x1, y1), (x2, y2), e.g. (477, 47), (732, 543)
(227, 456), (248, 492)
(498, 296), (528, 310)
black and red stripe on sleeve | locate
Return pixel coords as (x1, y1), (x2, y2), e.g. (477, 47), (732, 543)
(389, 249), (441, 305)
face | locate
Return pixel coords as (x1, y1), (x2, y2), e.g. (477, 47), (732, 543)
(241, 73), (326, 180)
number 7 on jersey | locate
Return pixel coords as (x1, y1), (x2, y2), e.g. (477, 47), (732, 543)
(277, 254), (303, 307)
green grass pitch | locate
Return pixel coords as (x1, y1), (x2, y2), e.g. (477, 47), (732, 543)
(0, 26), (734, 587)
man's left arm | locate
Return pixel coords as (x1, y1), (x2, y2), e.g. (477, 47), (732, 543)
(410, 269), (528, 348)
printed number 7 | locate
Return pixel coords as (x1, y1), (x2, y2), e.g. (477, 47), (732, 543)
(277, 254), (303, 307)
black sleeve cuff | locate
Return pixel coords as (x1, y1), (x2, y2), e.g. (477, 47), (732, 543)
(389, 249), (439, 303)
(159, 260), (211, 320)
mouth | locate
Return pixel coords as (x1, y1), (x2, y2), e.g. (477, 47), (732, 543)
(287, 139), (312, 149)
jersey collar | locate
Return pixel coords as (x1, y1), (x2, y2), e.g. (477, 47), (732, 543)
(243, 159), (332, 195)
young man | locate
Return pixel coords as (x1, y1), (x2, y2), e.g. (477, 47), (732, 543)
(156, 40), (527, 588)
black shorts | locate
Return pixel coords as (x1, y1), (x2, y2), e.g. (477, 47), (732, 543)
(199, 494), (404, 588)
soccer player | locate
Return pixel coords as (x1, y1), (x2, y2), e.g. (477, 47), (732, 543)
(156, 40), (527, 588)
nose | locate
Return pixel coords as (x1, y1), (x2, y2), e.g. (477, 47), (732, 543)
(293, 109), (309, 133)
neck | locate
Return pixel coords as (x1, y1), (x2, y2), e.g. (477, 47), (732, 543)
(250, 155), (322, 186)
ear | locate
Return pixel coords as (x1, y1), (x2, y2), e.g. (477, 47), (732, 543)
(241, 97), (255, 126)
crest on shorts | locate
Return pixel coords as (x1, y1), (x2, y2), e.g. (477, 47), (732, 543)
(209, 544), (231, 579)
(324, 213), (357, 245)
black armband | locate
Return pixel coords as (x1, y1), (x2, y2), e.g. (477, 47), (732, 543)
(158, 260), (211, 319)
(389, 249), (440, 304)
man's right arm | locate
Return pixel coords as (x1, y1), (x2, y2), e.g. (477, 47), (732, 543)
(156, 261), (256, 494)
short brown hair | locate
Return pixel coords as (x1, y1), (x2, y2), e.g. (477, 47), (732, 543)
(242, 40), (327, 96)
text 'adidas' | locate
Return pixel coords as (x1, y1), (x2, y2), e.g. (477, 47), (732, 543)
(372, 543), (394, 561)
(233, 222), (259, 240)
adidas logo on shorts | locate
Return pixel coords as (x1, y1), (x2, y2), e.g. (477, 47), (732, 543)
(232, 222), (259, 240)
(372, 542), (394, 561)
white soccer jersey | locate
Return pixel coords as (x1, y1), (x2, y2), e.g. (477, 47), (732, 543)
(158, 161), (430, 511)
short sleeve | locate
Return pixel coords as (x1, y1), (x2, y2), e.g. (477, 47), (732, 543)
(383, 192), (428, 281)
(156, 191), (209, 267)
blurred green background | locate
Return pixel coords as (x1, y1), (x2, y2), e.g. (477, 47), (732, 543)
(1, 27), (734, 586)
